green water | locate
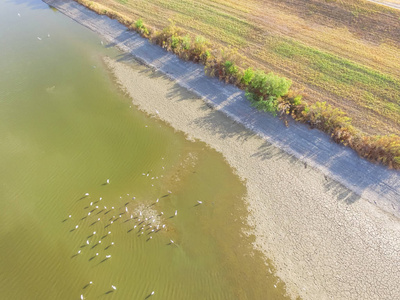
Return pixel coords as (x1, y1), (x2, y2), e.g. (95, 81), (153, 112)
(0, 1), (290, 299)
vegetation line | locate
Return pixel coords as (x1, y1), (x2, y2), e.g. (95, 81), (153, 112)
(74, 0), (400, 169)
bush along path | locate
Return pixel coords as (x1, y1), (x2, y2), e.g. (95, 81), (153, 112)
(74, 0), (400, 170)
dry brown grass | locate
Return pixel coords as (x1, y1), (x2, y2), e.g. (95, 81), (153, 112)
(82, 0), (400, 136)
(73, 0), (400, 169)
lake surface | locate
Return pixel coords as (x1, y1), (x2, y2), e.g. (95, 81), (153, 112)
(0, 1), (289, 299)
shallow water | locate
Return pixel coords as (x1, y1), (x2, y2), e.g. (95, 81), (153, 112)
(0, 1), (290, 299)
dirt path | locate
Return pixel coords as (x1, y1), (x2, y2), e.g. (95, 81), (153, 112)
(43, 0), (400, 298)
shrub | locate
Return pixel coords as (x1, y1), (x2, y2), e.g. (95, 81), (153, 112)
(300, 102), (352, 130)
(247, 91), (278, 114)
(224, 61), (239, 76)
(170, 35), (180, 49)
(241, 67), (255, 86)
(182, 34), (191, 50)
(151, 22), (183, 50)
(247, 71), (292, 101)
(244, 71), (291, 114)
(353, 135), (400, 169)
(135, 18), (144, 30)
(189, 36), (211, 63)
(134, 18), (150, 37)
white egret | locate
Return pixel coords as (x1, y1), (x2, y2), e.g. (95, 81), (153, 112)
(106, 179), (110, 184)
(85, 193), (89, 196)
(111, 285), (116, 290)
(175, 210), (177, 216)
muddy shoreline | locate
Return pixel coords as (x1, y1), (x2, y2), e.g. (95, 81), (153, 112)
(43, 0), (400, 299)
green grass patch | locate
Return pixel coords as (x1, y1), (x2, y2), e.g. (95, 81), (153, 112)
(268, 36), (400, 125)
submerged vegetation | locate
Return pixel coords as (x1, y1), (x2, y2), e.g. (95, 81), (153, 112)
(73, 0), (400, 169)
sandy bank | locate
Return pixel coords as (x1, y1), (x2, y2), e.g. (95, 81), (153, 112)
(105, 57), (400, 299)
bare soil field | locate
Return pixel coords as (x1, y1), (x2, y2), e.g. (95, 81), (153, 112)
(82, 0), (400, 136)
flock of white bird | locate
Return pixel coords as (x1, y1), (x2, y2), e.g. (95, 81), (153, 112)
(66, 175), (203, 299)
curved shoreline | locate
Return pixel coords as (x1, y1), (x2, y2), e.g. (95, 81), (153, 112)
(44, 0), (400, 218)
(43, 0), (400, 299)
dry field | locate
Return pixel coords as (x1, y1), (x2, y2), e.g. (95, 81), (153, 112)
(88, 0), (400, 135)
